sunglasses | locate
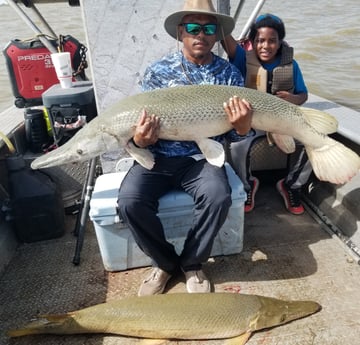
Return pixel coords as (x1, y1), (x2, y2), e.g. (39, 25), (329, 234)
(180, 23), (217, 36)
(255, 14), (282, 24)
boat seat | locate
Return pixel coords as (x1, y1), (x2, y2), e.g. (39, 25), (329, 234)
(89, 158), (246, 271)
(245, 137), (288, 171)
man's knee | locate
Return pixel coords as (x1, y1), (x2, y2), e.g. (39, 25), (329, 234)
(216, 190), (232, 210)
(202, 183), (232, 210)
(117, 195), (142, 219)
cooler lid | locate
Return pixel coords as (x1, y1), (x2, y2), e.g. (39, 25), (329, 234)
(90, 163), (245, 222)
(42, 81), (94, 107)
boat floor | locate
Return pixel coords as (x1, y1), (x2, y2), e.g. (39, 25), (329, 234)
(1, 172), (359, 345)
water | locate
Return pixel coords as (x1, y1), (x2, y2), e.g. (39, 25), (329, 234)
(0, 0), (359, 112)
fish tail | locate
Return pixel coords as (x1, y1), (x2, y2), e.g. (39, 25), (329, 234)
(300, 107), (338, 134)
(7, 313), (73, 338)
(305, 137), (360, 184)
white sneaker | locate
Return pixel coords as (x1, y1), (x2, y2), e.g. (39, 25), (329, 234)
(138, 267), (171, 296)
(184, 270), (211, 293)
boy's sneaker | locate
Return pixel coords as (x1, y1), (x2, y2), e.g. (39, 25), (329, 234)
(244, 177), (259, 213)
(138, 267), (171, 296)
(276, 179), (304, 215)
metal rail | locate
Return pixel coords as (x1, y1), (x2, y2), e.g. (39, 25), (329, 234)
(217, 0), (267, 41)
(14, 0), (79, 5)
(303, 195), (360, 265)
(6, 0), (57, 53)
(238, 0), (266, 39)
(25, 2), (57, 37)
(72, 158), (99, 265)
(233, 0), (246, 24)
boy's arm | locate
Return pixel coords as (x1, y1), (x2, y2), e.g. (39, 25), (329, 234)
(277, 60), (308, 105)
(221, 35), (239, 60)
(275, 91), (308, 105)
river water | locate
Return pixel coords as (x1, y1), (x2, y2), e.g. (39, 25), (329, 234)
(0, 0), (359, 112)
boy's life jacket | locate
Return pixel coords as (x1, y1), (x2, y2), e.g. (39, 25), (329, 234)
(245, 44), (294, 94)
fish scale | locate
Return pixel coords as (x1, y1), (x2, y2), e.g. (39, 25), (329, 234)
(7, 292), (321, 343)
(112, 85), (296, 135)
(31, 84), (360, 184)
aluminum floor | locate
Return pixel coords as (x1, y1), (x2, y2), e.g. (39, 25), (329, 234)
(1, 174), (360, 345)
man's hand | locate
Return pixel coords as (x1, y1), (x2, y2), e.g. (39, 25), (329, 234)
(223, 96), (253, 135)
(132, 109), (160, 148)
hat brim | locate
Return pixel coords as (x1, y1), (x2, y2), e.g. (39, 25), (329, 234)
(164, 10), (235, 41)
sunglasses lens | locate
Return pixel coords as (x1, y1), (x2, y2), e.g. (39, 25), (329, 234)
(185, 23), (202, 35)
(182, 23), (217, 35)
(203, 24), (217, 35)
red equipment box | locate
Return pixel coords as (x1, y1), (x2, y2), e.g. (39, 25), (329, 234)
(3, 35), (86, 108)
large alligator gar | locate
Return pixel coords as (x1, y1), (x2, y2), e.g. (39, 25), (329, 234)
(31, 84), (360, 184)
(8, 293), (321, 344)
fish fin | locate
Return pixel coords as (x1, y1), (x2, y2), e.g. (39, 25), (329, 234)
(196, 138), (225, 167)
(268, 132), (296, 153)
(224, 332), (252, 345)
(126, 141), (155, 170)
(300, 107), (338, 134)
(306, 137), (360, 184)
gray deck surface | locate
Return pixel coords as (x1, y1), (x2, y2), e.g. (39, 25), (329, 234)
(1, 173), (359, 345)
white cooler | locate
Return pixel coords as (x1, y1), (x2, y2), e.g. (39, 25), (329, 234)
(89, 163), (246, 271)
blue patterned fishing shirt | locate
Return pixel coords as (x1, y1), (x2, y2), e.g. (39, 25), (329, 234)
(141, 51), (245, 158)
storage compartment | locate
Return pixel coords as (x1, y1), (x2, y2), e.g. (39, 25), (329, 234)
(42, 81), (97, 146)
(36, 81), (98, 210)
(90, 163), (245, 271)
(6, 154), (65, 243)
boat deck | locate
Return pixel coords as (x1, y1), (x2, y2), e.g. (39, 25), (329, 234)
(0, 1), (359, 343)
(1, 171), (359, 345)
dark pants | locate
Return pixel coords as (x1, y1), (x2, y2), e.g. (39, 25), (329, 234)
(228, 129), (312, 191)
(117, 157), (232, 274)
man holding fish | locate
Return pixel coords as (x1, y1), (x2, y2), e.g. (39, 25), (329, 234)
(30, 1), (360, 298)
(117, 0), (253, 296)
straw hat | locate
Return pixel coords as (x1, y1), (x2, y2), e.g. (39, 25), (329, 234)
(164, 0), (235, 40)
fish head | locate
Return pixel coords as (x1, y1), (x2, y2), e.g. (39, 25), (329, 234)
(31, 125), (119, 169)
(253, 296), (321, 330)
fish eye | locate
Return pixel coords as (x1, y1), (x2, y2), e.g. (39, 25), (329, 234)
(77, 149), (83, 155)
